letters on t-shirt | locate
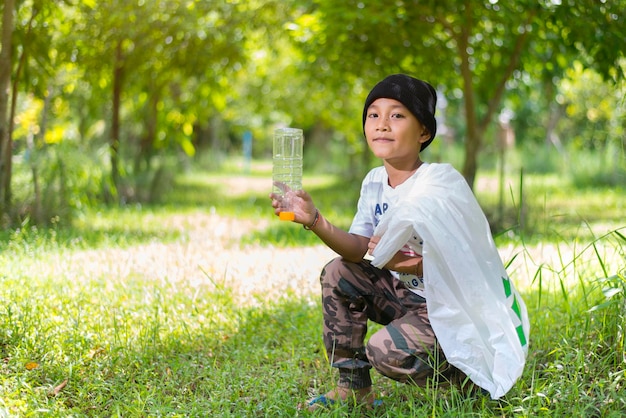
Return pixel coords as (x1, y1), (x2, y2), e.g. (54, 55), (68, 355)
(374, 202), (388, 225)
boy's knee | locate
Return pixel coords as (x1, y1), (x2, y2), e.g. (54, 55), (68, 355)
(366, 329), (396, 373)
(320, 257), (350, 286)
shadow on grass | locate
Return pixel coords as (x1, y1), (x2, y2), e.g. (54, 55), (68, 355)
(2, 244), (623, 416)
(102, 298), (323, 415)
(150, 298), (324, 416)
(195, 269), (626, 416)
(163, 179), (226, 209)
(0, 218), (184, 252)
(0, 290), (324, 415)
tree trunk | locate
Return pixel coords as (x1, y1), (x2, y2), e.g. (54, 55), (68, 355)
(456, 1), (534, 191)
(30, 88), (53, 224)
(6, 4), (38, 221)
(111, 40), (124, 201)
(134, 89), (159, 174)
(456, 3), (481, 190)
(0, 0), (15, 216)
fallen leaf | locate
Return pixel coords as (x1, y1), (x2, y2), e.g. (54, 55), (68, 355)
(25, 362), (39, 370)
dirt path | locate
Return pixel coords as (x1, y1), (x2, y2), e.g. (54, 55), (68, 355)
(41, 212), (336, 306)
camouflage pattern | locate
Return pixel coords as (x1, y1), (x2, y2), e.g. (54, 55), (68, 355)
(320, 257), (453, 389)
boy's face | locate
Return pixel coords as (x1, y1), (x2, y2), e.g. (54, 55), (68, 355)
(364, 98), (431, 166)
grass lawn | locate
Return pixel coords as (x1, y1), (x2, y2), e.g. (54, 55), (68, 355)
(0, 161), (624, 417)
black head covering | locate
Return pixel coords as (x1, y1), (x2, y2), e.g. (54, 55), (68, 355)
(362, 74), (437, 151)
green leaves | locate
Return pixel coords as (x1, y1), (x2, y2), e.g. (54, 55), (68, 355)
(3, 0), (625, 218)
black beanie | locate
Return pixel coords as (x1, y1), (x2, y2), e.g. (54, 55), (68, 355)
(362, 74), (437, 151)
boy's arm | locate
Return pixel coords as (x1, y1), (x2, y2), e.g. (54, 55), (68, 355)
(368, 235), (423, 275)
(381, 252), (423, 276)
(306, 211), (370, 262)
(269, 189), (369, 261)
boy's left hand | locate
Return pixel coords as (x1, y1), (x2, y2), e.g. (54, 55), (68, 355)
(367, 236), (380, 255)
(369, 235), (422, 275)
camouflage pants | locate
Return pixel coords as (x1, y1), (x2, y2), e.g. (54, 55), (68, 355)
(320, 257), (450, 389)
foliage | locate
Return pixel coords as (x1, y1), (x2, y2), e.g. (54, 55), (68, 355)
(290, 0), (626, 187)
(566, 144), (626, 189)
(558, 62), (626, 151)
(1, 0), (625, 226)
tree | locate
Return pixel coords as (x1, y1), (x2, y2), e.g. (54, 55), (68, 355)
(0, 0), (15, 218)
(290, 0), (626, 189)
(68, 0), (258, 202)
(1, 0), (81, 223)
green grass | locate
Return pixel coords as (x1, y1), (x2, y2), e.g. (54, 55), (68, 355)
(0, 160), (625, 416)
(476, 170), (625, 243)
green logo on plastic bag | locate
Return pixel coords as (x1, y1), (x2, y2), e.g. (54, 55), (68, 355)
(502, 276), (527, 347)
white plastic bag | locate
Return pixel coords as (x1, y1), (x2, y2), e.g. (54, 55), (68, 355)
(371, 163), (529, 399)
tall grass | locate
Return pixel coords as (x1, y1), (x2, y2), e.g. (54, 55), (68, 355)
(0, 162), (624, 417)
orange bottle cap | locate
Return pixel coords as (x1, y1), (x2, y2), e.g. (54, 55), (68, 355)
(279, 211), (295, 221)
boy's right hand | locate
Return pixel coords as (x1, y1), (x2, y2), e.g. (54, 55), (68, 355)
(269, 187), (318, 227)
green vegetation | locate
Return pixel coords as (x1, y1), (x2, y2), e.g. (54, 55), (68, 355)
(0, 158), (624, 416)
(2, 1), (625, 227)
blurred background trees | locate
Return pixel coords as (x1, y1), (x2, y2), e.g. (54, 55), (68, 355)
(0, 0), (624, 226)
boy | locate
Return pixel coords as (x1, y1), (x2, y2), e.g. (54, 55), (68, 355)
(269, 74), (527, 409)
(270, 74), (444, 408)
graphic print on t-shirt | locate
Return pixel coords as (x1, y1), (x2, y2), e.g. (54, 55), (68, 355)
(349, 165), (429, 297)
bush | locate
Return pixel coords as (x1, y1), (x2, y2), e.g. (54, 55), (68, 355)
(9, 143), (109, 226)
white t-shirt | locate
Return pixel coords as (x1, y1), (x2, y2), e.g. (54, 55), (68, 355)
(349, 164), (427, 296)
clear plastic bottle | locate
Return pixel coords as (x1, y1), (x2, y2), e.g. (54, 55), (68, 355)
(272, 127), (303, 221)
